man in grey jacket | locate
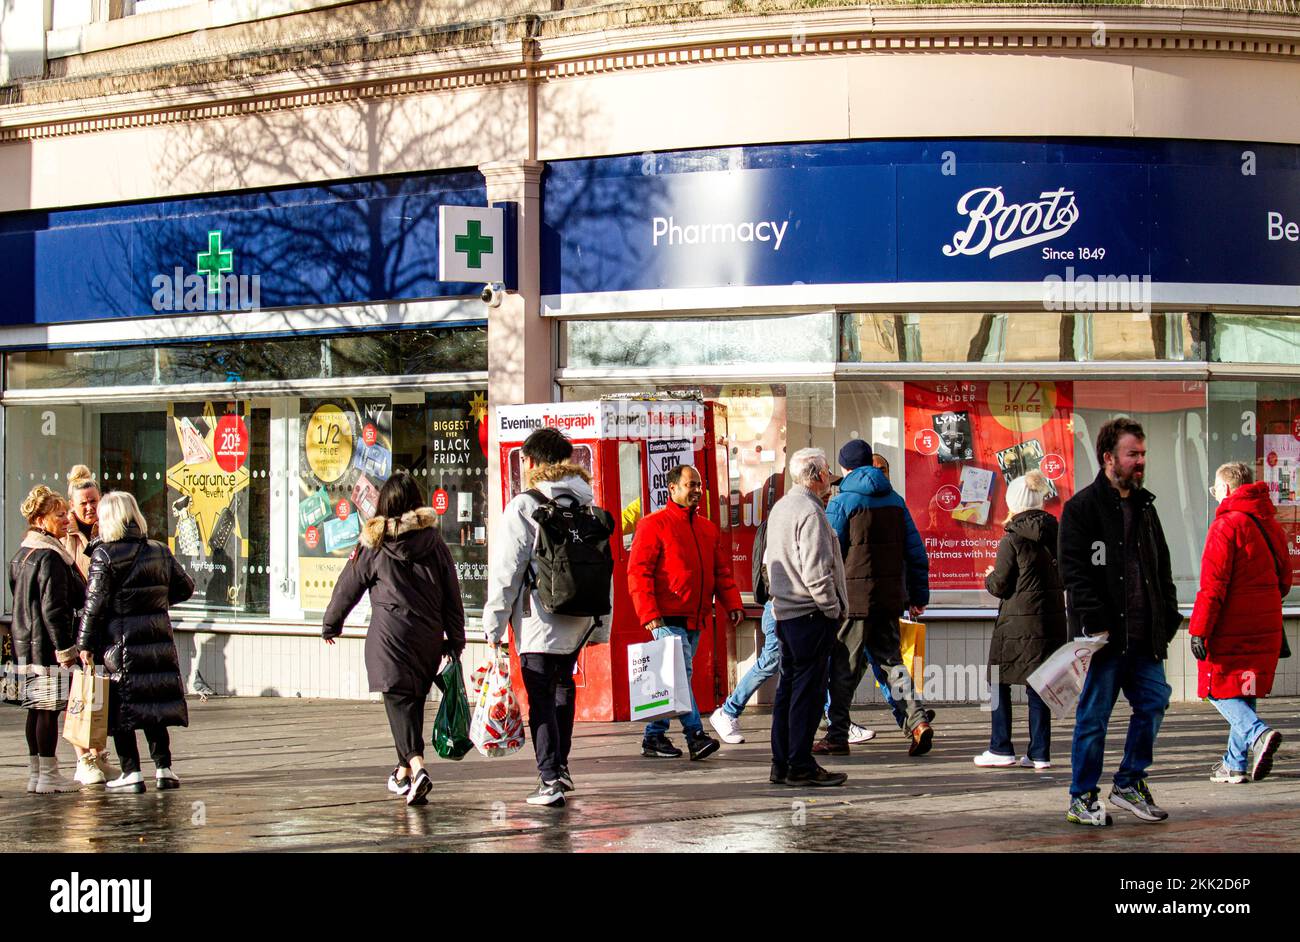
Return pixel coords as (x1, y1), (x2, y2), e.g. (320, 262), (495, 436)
(763, 447), (849, 788)
(483, 427), (610, 808)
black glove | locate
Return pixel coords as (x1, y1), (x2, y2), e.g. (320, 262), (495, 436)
(1190, 635), (1208, 661)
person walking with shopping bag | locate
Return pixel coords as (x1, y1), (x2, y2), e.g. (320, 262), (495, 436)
(77, 491), (194, 793)
(483, 427), (614, 807)
(323, 472), (465, 807)
(764, 448), (849, 787)
(8, 485), (85, 794)
(977, 471), (1066, 770)
(1191, 462), (1290, 784)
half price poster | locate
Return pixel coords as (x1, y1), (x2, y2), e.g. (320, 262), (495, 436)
(904, 381), (1075, 590)
(298, 397), (393, 611)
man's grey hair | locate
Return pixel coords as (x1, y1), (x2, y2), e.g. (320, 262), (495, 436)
(789, 448), (829, 487)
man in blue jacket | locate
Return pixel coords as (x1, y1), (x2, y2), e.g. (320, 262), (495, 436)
(816, 440), (935, 756)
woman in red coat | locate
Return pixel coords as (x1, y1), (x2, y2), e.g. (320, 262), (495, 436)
(1190, 462), (1290, 784)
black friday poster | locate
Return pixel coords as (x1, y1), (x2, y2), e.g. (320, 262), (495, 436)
(426, 390), (490, 610)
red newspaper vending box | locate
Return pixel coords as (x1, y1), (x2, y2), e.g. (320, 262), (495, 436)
(495, 398), (733, 722)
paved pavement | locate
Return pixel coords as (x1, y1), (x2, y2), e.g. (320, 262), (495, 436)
(1, 697), (1297, 853)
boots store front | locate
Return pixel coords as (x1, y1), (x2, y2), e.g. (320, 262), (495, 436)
(0, 170), (491, 700)
(3, 138), (1300, 703)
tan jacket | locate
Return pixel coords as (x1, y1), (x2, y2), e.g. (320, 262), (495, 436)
(63, 524), (95, 580)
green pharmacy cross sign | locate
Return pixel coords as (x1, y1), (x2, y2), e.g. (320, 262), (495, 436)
(197, 230), (233, 293)
(454, 220), (494, 269)
(438, 205), (506, 283)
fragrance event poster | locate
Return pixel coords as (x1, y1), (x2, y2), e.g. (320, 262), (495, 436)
(1256, 398), (1300, 584)
(298, 397), (393, 611)
(166, 401), (251, 610)
(426, 390), (490, 610)
(903, 381), (1075, 589)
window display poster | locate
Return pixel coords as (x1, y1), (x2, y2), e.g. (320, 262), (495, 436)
(166, 401), (251, 610)
(426, 391), (489, 610)
(904, 381), (1075, 590)
(646, 438), (695, 514)
(1255, 399), (1300, 584)
(708, 384), (787, 594)
(298, 397), (393, 611)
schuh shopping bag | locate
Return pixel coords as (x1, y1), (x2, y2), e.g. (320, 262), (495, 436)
(469, 653), (525, 758)
(62, 668), (109, 751)
(627, 635), (692, 723)
(431, 658), (473, 760)
(1028, 634), (1109, 717)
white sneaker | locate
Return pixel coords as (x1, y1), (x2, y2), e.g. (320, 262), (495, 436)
(973, 751), (1019, 768)
(27, 756), (40, 793)
(847, 722), (877, 745)
(94, 752), (121, 780)
(155, 768), (181, 790)
(75, 754), (106, 786)
(106, 771), (145, 794)
(1019, 756), (1052, 770)
(709, 708), (745, 744)
(35, 757), (82, 794)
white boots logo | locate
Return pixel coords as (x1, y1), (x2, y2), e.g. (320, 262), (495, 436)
(943, 186), (1080, 259)
(49, 873), (152, 923)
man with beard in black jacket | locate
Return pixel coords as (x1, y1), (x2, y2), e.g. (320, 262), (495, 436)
(1060, 417), (1181, 827)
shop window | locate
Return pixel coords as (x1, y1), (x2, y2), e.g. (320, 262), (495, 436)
(841, 313), (1197, 363)
(4, 326), (487, 390)
(1211, 315), (1300, 365)
(564, 313), (836, 369)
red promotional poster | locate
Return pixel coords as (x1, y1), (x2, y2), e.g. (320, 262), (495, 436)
(904, 380), (1076, 590)
(1255, 397), (1300, 584)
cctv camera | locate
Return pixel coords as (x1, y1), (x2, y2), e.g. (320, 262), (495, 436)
(481, 283), (505, 308)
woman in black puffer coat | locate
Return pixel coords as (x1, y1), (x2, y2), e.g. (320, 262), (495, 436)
(77, 491), (194, 793)
(979, 471), (1067, 770)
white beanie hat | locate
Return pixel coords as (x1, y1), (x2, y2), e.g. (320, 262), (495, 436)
(1005, 470), (1048, 516)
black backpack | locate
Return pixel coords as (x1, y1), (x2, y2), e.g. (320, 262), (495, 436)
(525, 489), (615, 621)
(751, 516), (770, 606)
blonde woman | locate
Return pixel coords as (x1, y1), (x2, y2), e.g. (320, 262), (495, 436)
(8, 485), (85, 793)
(63, 465), (100, 580)
(77, 492), (194, 793)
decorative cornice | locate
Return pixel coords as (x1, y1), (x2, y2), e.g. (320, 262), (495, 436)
(4, 6), (1300, 143)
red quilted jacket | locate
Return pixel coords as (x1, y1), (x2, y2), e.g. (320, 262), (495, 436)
(1189, 482), (1291, 699)
(627, 500), (743, 632)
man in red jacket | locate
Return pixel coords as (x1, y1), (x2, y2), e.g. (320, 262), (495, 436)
(627, 464), (744, 760)
(1191, 461), (1290, 783)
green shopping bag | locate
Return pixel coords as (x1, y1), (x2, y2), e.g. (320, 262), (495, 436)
(432, 658), (473, 760)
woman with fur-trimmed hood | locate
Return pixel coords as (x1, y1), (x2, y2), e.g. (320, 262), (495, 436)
(322, 472), (465, 806)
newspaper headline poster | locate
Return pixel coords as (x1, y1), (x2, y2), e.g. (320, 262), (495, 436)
(166, 401), (251, 610)
(426, 391), (490, 610)
(1256, 399), (1300, 583)
(298, 397), (393, 611)
(904, 381), (1075, 590)
(646, 438), (695, 515)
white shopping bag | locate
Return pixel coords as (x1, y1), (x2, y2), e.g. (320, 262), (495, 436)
(1028, 635), (1109, 717)
(627, 635), (692, 722)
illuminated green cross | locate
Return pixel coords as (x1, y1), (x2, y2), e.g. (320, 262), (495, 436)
(454, 220), (494, 269)
(197, 230), (233, 293)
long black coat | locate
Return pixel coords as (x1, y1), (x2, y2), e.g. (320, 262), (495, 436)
(8, 533), (86, 669)
(77, 523), (195, 730)
(1059, 469), (1182, 658)
(322, 508), (466, 696)
(985, 510), (1068, 685)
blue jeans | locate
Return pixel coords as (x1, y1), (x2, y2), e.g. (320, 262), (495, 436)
(990, 683), (1051, 762)
(722, 602), (780, 718)
(1208, 695), (1269, 772)
(1069, 649), (1172, 798)
(644, 624), (703, 739)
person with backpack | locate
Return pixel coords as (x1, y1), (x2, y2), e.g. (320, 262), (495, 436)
(628, 463), (744, 761)
(1191, 461), (1290, 784)
(709, 517), (780, 744)
(483, 427), (614, 807)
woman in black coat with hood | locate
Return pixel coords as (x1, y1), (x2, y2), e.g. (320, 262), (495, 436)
(77, 491), (195, 793)
(323, 472), (466, 806)
(978, 471), (1067, 770)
